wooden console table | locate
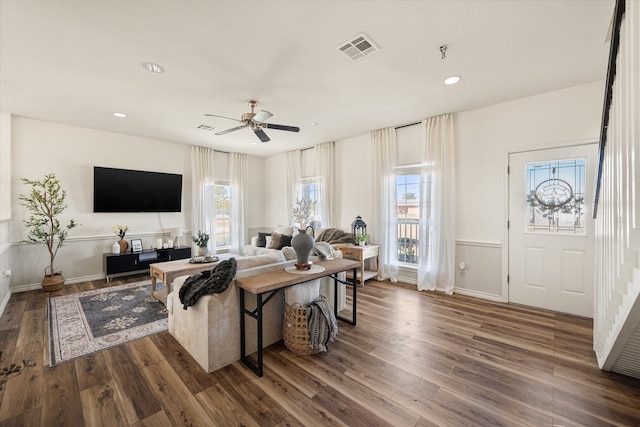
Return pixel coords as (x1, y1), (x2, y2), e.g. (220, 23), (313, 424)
(235, 258), (360, 377)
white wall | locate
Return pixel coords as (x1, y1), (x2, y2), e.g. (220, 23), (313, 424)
(455, 80), (604, 243)
(263, 81), (605, 299)
(454, 81), (603, 299)
(8, 116), (265, 290)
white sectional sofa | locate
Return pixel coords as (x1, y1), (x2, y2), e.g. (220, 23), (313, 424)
(166, 247), (346, 373)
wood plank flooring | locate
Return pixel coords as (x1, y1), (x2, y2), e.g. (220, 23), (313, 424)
(1, 275), (639, 426)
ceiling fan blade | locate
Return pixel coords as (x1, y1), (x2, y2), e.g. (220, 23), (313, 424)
(215, 124), (247, 135)
(263, 123), (300, 133)
(253, 128), (271, 142)
(252, 110), (273, 123)
(205, 113), (243, 123)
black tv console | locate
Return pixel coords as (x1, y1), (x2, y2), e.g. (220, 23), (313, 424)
(103, 246), (192, 281)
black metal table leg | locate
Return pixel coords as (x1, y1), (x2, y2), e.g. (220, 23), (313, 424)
(256, 293), (263, 377)
(240, 288), (246, 365)
(240, 290), (278, 377)
(334, 267), (358, 325)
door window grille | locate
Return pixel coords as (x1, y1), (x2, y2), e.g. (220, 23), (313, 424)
(525, 158), (586, 233)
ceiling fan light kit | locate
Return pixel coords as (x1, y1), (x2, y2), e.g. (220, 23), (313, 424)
(205, 100), (300, 143)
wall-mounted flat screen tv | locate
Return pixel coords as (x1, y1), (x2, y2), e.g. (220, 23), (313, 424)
(93, 166), (183, 213)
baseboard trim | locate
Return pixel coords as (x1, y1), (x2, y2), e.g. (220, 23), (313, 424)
(0, 290), (10, 319)
(11, 273), (107, 293)
(454, 287), (504, 302)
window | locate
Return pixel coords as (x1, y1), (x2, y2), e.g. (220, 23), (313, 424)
(300, 177), (321, 227)
(396, 166), (421, 264)
(214, 181), (231, 247)
(203, 180), (231, 249)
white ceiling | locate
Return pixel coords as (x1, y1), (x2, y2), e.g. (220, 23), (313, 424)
(0, 0), (615, 157)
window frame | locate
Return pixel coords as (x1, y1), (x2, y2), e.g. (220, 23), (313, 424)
(396, 164), (421, 266)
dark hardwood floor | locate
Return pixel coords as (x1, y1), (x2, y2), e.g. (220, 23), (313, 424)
(0, 275), (639, 426)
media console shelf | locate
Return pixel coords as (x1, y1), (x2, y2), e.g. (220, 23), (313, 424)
(104, 246), (191, 281)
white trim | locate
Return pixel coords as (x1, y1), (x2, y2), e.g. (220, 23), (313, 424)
(397, 265), (417, 285)
(454, 287), (503, 302)
(0, 290), (11, 319)
(11, 273), (107, 293)
(0, 243), (10, 255)
(456, 240), (501, 249)
(9, 232), (175, 246)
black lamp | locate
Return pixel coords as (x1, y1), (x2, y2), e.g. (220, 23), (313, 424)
(351, 215), (367, 245)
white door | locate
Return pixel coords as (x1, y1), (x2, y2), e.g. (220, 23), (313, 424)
(508, 144), (597, 317)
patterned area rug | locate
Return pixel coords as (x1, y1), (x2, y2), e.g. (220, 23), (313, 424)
(48, 281), (168, 366)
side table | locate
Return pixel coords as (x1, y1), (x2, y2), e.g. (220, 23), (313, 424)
(335, 243), (380, 285)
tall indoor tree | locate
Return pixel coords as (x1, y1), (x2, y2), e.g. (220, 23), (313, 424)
(19, 173), (79, 291)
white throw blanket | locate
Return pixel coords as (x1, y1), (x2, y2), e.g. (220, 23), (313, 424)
(311, 241), (335, 260)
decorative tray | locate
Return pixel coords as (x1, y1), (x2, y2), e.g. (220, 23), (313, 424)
(189, 256), (219, 264)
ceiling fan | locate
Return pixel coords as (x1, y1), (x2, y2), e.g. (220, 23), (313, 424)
(205, 100), (300, 143)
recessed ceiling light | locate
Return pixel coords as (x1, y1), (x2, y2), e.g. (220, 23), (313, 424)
(112, 112), (127, 118)
(309, 121), (319, 126)
(142, 62), (164, 73)
(444, 76), (461, 85)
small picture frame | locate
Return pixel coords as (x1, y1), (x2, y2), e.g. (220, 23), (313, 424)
(131, 239), (143, 253)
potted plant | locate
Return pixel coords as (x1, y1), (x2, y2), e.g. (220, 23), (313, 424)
(19, 173), (80, 292)
(193, 231), (210, 256)
(355, 234), (368, 246)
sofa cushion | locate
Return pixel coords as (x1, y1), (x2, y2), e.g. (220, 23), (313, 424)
(244, 245), (278, 257)
(274, 225), (294, 236)
(236, 251), (286, 270)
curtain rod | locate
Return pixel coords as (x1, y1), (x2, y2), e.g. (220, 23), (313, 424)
(395, 121), (420, 130)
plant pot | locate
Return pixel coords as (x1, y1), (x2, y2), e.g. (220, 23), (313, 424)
(42, 272), (65, 292)
(197, 246), (208, 256)
(118, 239), (129, 253)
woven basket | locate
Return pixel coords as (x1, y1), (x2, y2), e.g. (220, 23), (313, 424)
(283, 303), (318, 356)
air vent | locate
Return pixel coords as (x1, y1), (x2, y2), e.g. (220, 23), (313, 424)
(197, 124), (215, 131)
(337, 33), (379, 62)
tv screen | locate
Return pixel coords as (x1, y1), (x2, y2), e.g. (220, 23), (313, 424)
(93, 167), (182, 213)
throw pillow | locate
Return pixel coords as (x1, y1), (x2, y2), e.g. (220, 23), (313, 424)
(278, 234), (293, 249)
(257, 232), (271, 248)
(269, 232), (293, 250)
(269, 232), (283, 249)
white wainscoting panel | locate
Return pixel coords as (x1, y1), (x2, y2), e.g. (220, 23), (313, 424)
(455, 240), (503, 301)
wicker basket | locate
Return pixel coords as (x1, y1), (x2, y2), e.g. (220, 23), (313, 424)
(283, 303), (318, 356)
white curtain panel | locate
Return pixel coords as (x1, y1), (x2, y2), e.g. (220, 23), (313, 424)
(371, 128), (398, 282)
(417, 114), (456, 294)
(314, 141), (335, 228)
(190, 145), (217, 254)
(229, 152), (247, 255)
(286, 150), (302, 225)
